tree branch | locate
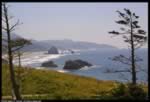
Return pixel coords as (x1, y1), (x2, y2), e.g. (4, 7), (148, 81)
(10, 19), (22, 31)
(2, 26), (7, 31)
(12, 45), (25, 52)
(2, 38), (8, 42)
(109, 55), (131, 65)
(118, 72), (130, 81)
(104, 68), (131, 73)
(2, 18), (6, 23)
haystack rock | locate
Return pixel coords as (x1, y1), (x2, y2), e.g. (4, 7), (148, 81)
(48, 46), (59, 54)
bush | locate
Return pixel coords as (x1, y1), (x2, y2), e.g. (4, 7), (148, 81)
(111, 83), (127, 96)
(127, 83), (147, 99)
(111, 83), (147, 100)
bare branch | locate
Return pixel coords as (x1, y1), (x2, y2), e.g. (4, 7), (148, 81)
(114, 69), (131, 73)
(2, 26), (7, 31)
(8, 16), (14, 20)
(109, 55), (131, 65)
(2, 38), (8, 42)
(2, 18), (6, 23)
(135, 42), (146, 50)
(12, 45), (25, 52)
(9, 19), (22, 31)
(118, 72), (130, 81)
(104, 68), (131, 73)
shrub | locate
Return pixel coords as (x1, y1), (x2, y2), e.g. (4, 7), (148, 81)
(111, 83), (147, 100)
(127, 83), (147, 99)
(111, 83), (131, 99)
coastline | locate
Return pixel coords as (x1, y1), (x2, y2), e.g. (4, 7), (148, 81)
(13, 52), (65, 66)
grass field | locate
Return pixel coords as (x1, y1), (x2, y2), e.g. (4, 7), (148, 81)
(2, 64), (148, 100)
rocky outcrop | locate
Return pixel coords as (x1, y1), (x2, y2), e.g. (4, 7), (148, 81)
(41, 61), (58, 67)
(63, 59), (92, 70)
(48, 46), (59, 54)
(69, 49), (75, 54)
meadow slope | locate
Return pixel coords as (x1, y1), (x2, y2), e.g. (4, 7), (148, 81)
(2, 64), (147, 100)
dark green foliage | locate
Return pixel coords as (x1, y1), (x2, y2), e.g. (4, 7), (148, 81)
(111, 83), (127, 97)
(127, 83), (147, 99)
(11, 38), (32, 52)
(111, 83), (147, 100)
(108, 8), (147, 85)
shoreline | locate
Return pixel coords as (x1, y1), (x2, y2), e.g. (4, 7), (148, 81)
(13, 52), (65, 66)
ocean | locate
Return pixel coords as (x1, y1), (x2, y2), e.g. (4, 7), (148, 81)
(12, 48), (148, 83)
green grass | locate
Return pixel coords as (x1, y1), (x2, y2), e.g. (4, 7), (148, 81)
(2, 64), (148, 100)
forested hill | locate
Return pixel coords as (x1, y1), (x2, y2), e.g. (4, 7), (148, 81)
(2, 32), (118, 52)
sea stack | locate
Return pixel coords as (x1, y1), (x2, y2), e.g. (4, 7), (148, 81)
(41, 61), (58, 67)
(48, 46), (59, 54)
(63, 59), (92, 70)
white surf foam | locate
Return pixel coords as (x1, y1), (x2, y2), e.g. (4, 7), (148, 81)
(79, 65), (101, 71)
(13, 52), (65, 66)
(56, 69), (68, 73)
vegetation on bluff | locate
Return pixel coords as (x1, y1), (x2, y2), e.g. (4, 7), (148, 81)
(2, 64), (147, 100)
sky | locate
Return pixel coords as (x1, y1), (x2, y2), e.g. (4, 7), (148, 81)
(6, 3), (148, 49)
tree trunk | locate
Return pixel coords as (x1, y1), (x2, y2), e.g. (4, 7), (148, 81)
(18, 51), (21, 94)
(3, 3), (21, 100)
(130, 15), (136, 85)
(18, 51), (21, 68)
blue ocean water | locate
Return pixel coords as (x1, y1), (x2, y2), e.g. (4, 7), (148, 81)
(18, 48), (147, 83)
(51, 49), (148, 83)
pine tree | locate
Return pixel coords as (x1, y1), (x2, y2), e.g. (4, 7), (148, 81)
(108, 8), (147, 85)
(2, 3), (22, 99)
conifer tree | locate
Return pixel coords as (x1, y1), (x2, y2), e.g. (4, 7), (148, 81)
(109, 8), (147, 85)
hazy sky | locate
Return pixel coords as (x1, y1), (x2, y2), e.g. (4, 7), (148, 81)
(7, 3), (148, 48)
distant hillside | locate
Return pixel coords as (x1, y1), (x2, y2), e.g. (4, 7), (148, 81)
(2, 32), (46, 53)
(2, 32), (23, 54)
(2, 33), (118, 52)
(22, 39), (118, 52)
